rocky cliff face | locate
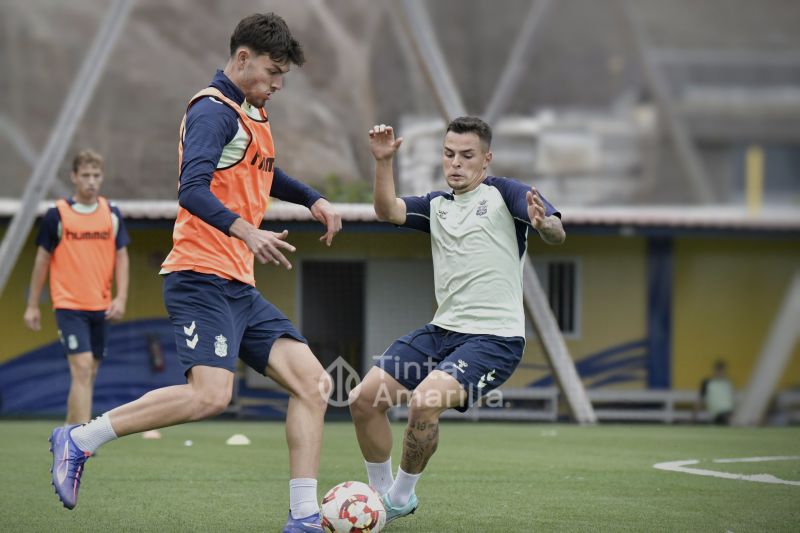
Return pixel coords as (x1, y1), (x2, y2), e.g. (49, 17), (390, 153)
(2, 0), (798, 201)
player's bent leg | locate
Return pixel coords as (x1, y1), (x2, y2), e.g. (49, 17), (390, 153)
(66, 352), (95, 424)
(384, 370), (466, 523)
(108, 365), (234, 436)
(349, 367), (410, 463)
(267, 339), (329, 532)
(49, 365), (233, 510)
(403, 369), (465, 473)
(266, 338), (331, 480)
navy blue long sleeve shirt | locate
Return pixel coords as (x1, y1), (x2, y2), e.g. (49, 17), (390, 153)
(178, 70), (323, 235)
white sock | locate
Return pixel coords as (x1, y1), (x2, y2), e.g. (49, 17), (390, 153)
(69, 413), (118, 454)
(289, 478), (319, 519)
(365, 458), (394, 495)
(388, 467), (421, 507)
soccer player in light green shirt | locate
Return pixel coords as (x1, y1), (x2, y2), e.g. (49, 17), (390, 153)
(350, 116), (565, 524)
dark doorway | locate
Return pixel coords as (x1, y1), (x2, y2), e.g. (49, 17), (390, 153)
(301, 261), (365, 415)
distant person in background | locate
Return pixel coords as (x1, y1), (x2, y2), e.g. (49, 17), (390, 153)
(48, 13), (341, 532)
(697, 359), (735, 425)
(24, 149), (130, 424)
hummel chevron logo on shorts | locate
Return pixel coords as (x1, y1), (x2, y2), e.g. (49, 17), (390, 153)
(183, 321), (199, 349)
(183, 321), (196, 336)
(186, 334), (199, 349)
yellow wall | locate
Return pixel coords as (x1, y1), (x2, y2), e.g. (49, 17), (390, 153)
(3, 223), (798, 393)
(673, 237), (800, 390)
(506, 234), (648, 388)
(0, 228), (61, 360)
(1, 226), (432, 362)
(255, 230), (433, 324)
(0, 226), (173, 361)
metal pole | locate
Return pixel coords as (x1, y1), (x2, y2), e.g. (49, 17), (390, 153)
(0, 114), (70, 198)
(0, 0), (135, 297)
(397, 0), (468, 119)
(617, 0), (716, 203)
(524, 261), (597, 424)
(732, 271), (800, 426)
(391, 0), (595, 423)
(484, 0), (553, 125)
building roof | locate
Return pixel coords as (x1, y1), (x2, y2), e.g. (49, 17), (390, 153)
(560, 205), (800, 232)
(1, 198), (799, 233)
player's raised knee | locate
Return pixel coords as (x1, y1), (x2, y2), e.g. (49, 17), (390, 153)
(407, 389), (447, 420)
(292, 369), (331, 412)
(193, 388), (232, 418)
(348, 384), (371, 415)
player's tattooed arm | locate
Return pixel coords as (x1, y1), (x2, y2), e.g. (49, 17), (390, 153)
(537, 215), (566, 245)
(527, 186), (565, 244)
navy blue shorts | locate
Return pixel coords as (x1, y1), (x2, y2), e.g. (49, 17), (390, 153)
(54, 309), (108, 359)
(375, 324), (524, 412)
(162, 271), (306, 375)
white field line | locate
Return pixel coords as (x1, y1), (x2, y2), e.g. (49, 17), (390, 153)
(713, 455), (800, 463)
(653, 456), (800, 486)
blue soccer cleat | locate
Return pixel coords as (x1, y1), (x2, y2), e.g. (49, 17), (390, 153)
(49, 424), (91, 510)
(282, 511), (323, 532)
(382, 492), (418, 524)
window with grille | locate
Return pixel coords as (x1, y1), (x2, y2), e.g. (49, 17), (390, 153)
(526, 258), (580, 338)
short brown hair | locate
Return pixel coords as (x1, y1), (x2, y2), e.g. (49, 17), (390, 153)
(72, 150), (103, 172)
(446, 116), (492, 151)
(229, 13), (305, 66)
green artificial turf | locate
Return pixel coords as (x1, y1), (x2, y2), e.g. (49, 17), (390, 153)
(1, 421), (798, 532)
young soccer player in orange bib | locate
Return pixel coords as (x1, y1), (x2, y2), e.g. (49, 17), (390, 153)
(48, 14), (341, 532)
(25, 149), (129, 426)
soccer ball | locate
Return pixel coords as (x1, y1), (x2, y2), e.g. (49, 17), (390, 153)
(321, 480), (386, 532)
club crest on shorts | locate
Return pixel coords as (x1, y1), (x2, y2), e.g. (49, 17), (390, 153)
(214, 334), (228, 357)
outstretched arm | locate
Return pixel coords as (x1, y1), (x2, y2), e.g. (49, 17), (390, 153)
(527, 187), (565, 244)
(309, 198), (342, 246)
(229, 218), (297, 270)
(369, 124), (407, 225)
(271, 168), (342, 246)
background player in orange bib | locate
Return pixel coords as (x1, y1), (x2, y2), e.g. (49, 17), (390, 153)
(24, 149), (130, 425)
